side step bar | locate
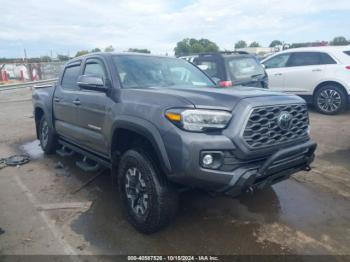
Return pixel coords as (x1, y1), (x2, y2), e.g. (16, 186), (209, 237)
(76, 156), (100, 172)
(58, 139), (112, 169)
(56, 146), (74, 157)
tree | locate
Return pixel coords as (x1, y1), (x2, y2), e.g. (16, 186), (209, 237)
(330, 36), (349, 46)
(174, 38), (219, 56)
(57, 54), (70, 61)
(104, 45), (115, 52)
(249, 41), (260, 48)
(128, 48), (151, 54)
(91, 48), (101, 53)
(40, 56), (52, 62)
(75, 50), (89, 57)
(269, 40), (283, 48)
(234, 40), (247, 49)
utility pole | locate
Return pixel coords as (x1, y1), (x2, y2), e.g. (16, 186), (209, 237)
(24, 48), (27, 63)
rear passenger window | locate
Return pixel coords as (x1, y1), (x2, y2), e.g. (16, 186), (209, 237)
(61, 65), (80, 90)
(320, 53), (337, 64)
(344, 51), (350, 56)
(288, 52), (322, 67)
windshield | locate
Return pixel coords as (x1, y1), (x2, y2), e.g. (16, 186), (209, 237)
(112, 55), (214, 89)
(227, 57), (265, 80)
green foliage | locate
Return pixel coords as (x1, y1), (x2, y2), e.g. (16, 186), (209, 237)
(330, 36), (349, 46)
(174, 38), (219, 57)
(234, 40), (247, 49)
(249, 41), (260, 48)
(290, 43), (308, 48)
(269, 40), (283, 48)
(104, 45), (115, 52)
(57, 54), (70, 61)
(40, 56), (52, 62)
(91, 48), (101, 53)
(128, 48), (151, 54)
(75, 50), (89, 57)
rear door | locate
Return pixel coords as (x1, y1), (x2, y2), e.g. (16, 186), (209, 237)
(282, 52), (329, 95)
(53, 62), (82, 142)
(75, 57), (111, 156)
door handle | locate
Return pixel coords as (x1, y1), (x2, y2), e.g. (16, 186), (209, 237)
(312, 69), (322, 72)
(54, 97), (61, 103)
(73, 99), (81, 106)
(274, 73), (283, 76)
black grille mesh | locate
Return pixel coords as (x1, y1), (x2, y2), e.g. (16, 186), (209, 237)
(243, 104), (309, 149)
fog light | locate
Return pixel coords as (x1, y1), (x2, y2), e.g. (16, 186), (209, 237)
(202, 154), (214, 166)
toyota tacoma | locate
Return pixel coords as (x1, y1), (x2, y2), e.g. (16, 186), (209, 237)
(32, 53), (317, 233)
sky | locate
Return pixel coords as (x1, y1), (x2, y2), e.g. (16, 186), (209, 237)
(0, 0), (350, 58)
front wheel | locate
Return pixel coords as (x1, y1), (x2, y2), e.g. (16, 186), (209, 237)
(314, 85), (347, 115)
(38, 116), (58, 154)
(118, 149), (178, 234)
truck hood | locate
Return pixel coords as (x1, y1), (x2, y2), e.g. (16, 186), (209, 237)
(144, 86), (300, 111)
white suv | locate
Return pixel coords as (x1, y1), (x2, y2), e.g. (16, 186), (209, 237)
(261, 46), (350, 115)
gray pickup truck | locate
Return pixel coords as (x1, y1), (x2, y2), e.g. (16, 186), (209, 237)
(32, 53), (317, 233)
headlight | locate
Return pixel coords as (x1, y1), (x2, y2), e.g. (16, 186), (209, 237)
(165, 109), (232, 131)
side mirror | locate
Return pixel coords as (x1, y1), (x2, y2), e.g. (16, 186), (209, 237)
(261, 64), (266, 69)
(77, 75), (107, 92)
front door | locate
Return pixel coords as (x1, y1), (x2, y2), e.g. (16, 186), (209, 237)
(75, 58), (111, 156)
(263, 53), (291, 92)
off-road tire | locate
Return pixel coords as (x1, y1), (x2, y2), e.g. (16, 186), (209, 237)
(118, 148), (178, 234)
(314, 85), (347, 115)
(39, 116), (58, 154)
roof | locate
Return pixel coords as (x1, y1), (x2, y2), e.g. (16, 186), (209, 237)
(67, 52), (173, 64)
(280, 45), (350, 53)
(179, 51), (254, 60)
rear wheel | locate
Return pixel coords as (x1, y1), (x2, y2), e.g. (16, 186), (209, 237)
(39, 116), (58, 154)
(314, 85), (347, 115)
(118, 148), (178, 234)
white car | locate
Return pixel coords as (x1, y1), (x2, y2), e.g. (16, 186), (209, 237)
(261, 46), (350, 115)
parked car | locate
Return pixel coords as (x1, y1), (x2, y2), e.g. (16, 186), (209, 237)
(32, 53), (316, 233)
(261, 46), (350, 115)
(181, 52), (269, 88)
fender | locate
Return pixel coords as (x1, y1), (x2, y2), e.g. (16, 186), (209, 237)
(33, 102), (54, 138)
(313, 78), (350, 95)
(110, 115), (172, 175)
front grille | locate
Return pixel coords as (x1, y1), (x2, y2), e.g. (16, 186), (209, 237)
(243, 104), (309, 149)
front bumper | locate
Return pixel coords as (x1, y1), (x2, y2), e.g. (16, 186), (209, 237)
(221, 140), (316, 197)
(167, 134), (316, 196)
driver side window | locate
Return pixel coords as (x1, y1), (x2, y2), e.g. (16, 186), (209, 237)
(264, 53), (291, 69)
(83, 60), (106, 79)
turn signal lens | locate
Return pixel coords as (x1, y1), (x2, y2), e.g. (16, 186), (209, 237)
(165, 112), (181, 122)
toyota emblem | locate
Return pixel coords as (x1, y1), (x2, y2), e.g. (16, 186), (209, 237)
(278, 111), (293, 130)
